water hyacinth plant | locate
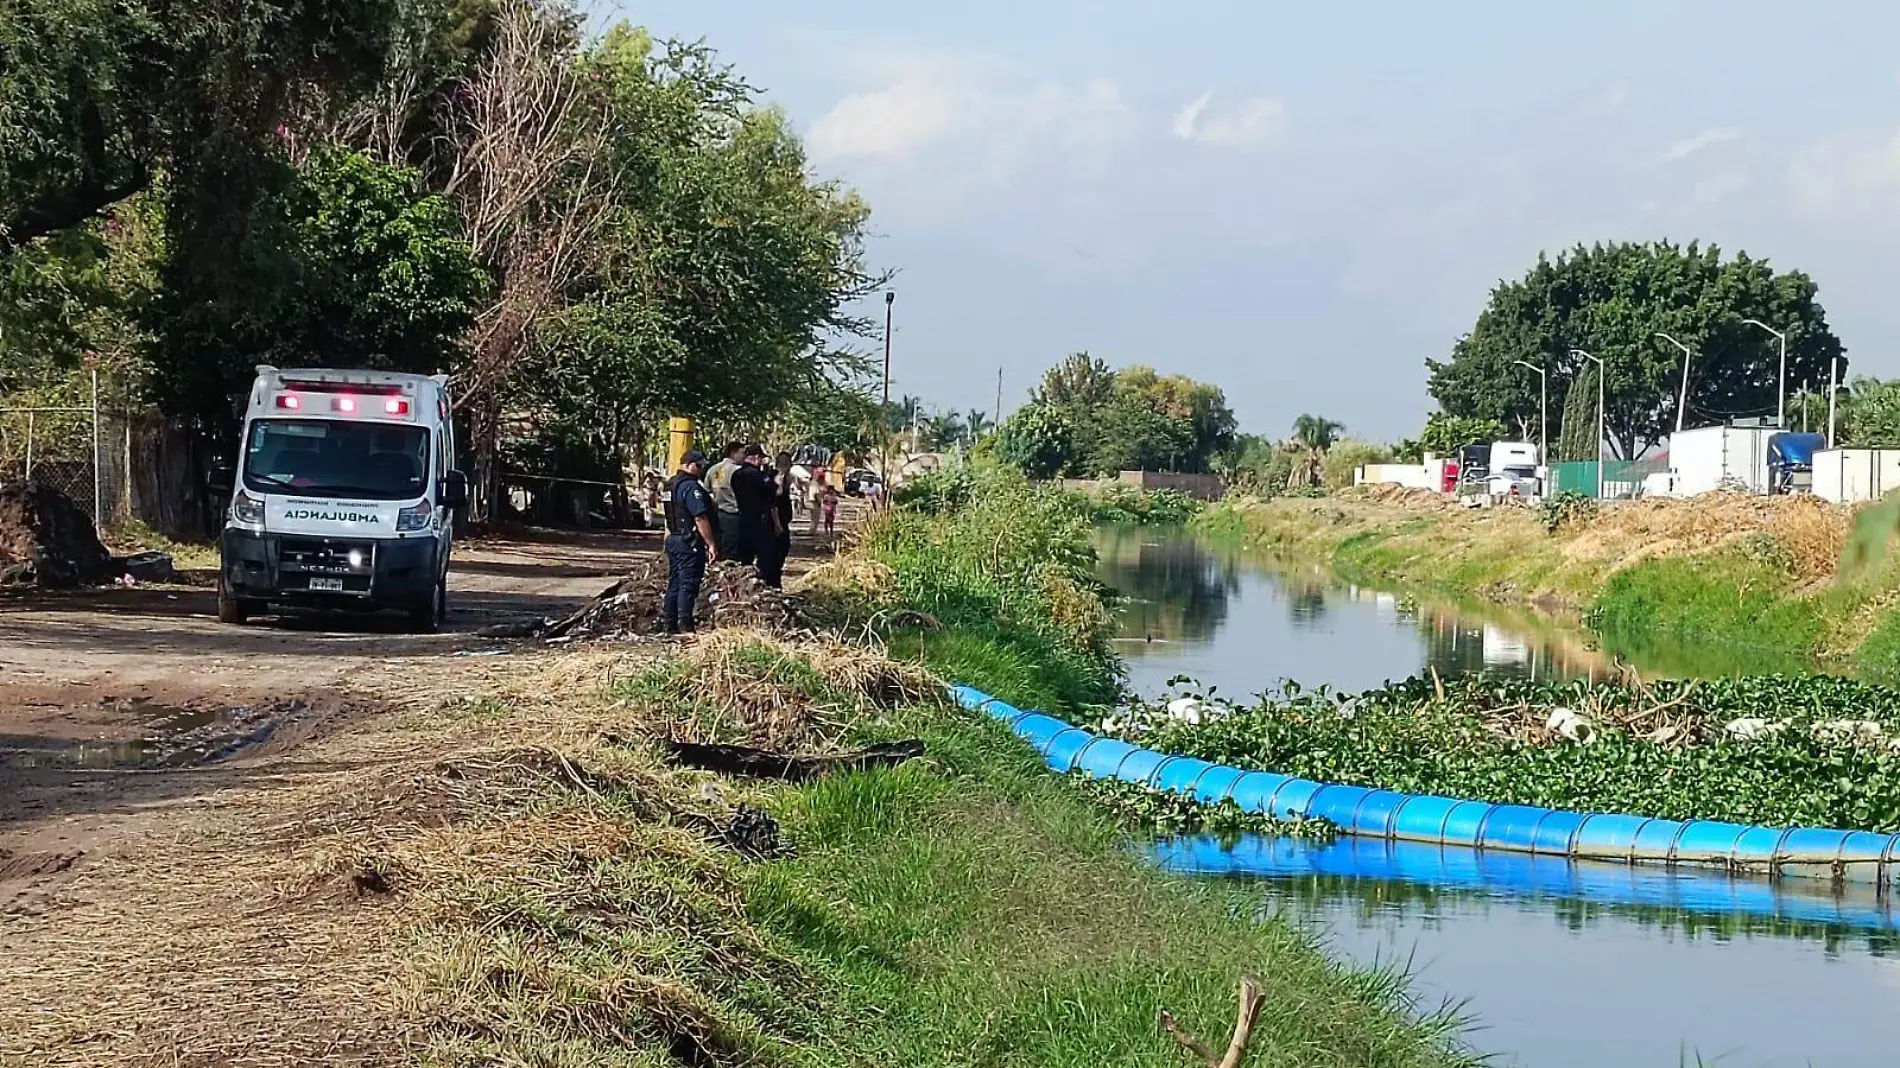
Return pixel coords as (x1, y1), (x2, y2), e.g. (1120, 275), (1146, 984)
(1099, 674), (1900, 832)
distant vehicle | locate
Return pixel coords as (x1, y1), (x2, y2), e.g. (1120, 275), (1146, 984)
(844, 469), (883, 497)
(1640, 471), (1679, 498)
(1455, 443), (1491, 490)
(1462, 440), (1541, 498)
(215, 366), (466, 632)
(1768, 432), (1826, 495)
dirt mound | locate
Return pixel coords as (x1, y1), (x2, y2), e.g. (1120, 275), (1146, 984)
(0, 480), (113, 588)
(540, 559), (817, 641)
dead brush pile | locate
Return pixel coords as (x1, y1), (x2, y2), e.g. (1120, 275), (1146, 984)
(1560, 491), (1850, 582)
(619, 629), (942, 752)
(536, 559), (821, 641)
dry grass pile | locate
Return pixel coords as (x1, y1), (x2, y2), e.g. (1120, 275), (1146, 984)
(539, 560), (820, 641)
(1561, 492), (1850, 581)
(627, 630), (941, 752)
(1341, 482), (1459, 509)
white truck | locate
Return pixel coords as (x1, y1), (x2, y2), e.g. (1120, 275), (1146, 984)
(217, 366), (467, 631)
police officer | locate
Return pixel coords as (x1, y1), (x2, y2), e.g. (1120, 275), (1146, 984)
(662, 450), (720, 634)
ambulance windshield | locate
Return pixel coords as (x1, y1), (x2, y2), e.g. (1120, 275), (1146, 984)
(243, 420), (430, 501)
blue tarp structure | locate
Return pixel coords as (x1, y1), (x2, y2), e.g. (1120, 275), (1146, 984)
(1769, 432), (1826, 470)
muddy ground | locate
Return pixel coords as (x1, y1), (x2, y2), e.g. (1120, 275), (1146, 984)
(0, 524), (842, 919)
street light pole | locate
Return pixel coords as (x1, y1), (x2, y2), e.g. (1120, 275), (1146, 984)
(1572, 349), (1605, 499)
(1512, 359), (1547, 466)
(1655, 333), (1694, 434)
(1828, 357), (1840, 446)
(1742, 318), (1788, 428)
(881, 291), (895, 411)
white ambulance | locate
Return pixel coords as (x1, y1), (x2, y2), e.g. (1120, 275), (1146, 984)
(218, 366), (467, 631)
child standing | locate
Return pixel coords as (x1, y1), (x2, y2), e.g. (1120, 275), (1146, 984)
(821, 485), (840, 534)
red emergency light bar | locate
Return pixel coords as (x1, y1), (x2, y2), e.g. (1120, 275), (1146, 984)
(274, 393), (413, 416)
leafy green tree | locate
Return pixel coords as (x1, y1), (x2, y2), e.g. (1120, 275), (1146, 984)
(1, 0), (398, 249)
(994, 402), (1076, 479)
(1033, 352), (1116, 409)
(1415, 412), (1505, 457)
(144, 146), (485, 421)
(273, 147), (486, 371)
(919, 410), (967, 451)
(1428, 241), (1845, 458)
(1087, 403), (1196, 474)
(1829, 378), (1900, 448)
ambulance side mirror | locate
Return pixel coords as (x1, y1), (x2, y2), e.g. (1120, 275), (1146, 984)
(440, 470), (469, 510)
(207, 458), (234, 495)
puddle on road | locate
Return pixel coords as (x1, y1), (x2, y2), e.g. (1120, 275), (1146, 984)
(0, 699), (304, 770)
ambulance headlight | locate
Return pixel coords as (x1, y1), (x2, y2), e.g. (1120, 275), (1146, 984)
(396, 500), (434, 532)
(231, 490), (265, 527)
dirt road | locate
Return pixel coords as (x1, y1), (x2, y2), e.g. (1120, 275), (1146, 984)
(0, 528), (683, 916)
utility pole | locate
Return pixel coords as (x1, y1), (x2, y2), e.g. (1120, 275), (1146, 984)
(880, 291), (894, 493)
(1743, 319), (1788, 428)
(1573, 349), (1605, 499)
(994, 366), (1003, 428)
(881, 291), (895, 411)
(1655, 333), (1694, 434)
(1828, 357), (1840, 446)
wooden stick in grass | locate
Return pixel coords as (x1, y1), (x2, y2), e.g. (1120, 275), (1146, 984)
(1158, 976), (1266, 1068)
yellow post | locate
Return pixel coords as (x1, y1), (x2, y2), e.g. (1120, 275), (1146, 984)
(666, 417), (695, 472)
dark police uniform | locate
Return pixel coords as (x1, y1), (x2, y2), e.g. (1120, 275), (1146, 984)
(758, 470), (793, 588)
(663, 469), (715, 632)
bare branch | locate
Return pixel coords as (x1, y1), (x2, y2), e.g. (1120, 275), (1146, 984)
(1159, 977), (1267, 1068)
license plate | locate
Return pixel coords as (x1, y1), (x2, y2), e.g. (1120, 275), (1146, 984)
(309, 577), (346, 592)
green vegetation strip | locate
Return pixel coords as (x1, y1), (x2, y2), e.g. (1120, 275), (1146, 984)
(734, 662), (1469, 1068)
(1114, 675), (1900, 832)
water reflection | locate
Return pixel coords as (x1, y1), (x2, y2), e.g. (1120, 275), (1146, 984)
(1093, 527), (1614, 698)
(1158, 836), (1900, 949)
(1092, 526), (1241, 646)
(1098, 528), (1900, 1067)
(1163, 836), (1900, 1068)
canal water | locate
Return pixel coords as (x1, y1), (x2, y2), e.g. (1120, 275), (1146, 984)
(1093, 527), (1900, 1068)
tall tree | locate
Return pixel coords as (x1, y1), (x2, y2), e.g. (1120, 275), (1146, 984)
(1428, 241), (1845, 459)
(1556, 367), (1598, 461)
(1, 0), (398, 250)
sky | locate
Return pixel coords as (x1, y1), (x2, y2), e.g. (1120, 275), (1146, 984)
(591, 0), (1900, 442)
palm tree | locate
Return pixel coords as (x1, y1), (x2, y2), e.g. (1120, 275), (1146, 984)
(1287, 414), (1344, 490)
(1291, 414), (1343, 453)
(965, 409), (994, 442)
(921, 411), (967, 451)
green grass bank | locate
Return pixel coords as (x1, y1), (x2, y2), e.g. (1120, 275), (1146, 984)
(1195, 489), (1900, 677)
(366, 468), (1477, 1067)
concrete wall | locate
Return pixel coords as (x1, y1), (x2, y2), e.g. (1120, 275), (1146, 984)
(1355, 463), (1436, 490)
(1114, 470), (1226, 500)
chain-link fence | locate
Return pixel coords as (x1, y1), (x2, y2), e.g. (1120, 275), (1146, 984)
(0, 372), (134, 532)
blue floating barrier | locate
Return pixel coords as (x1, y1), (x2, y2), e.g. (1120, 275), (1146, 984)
(955, 685), (1900, 884)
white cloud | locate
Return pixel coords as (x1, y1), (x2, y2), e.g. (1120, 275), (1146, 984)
(808, 79), (967, 161)
(1789, 130), (1900, 210)
(806, 50), (1131, 169)
(1654, 126), (1744, 165)
(1171, 92), (1286, 147)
